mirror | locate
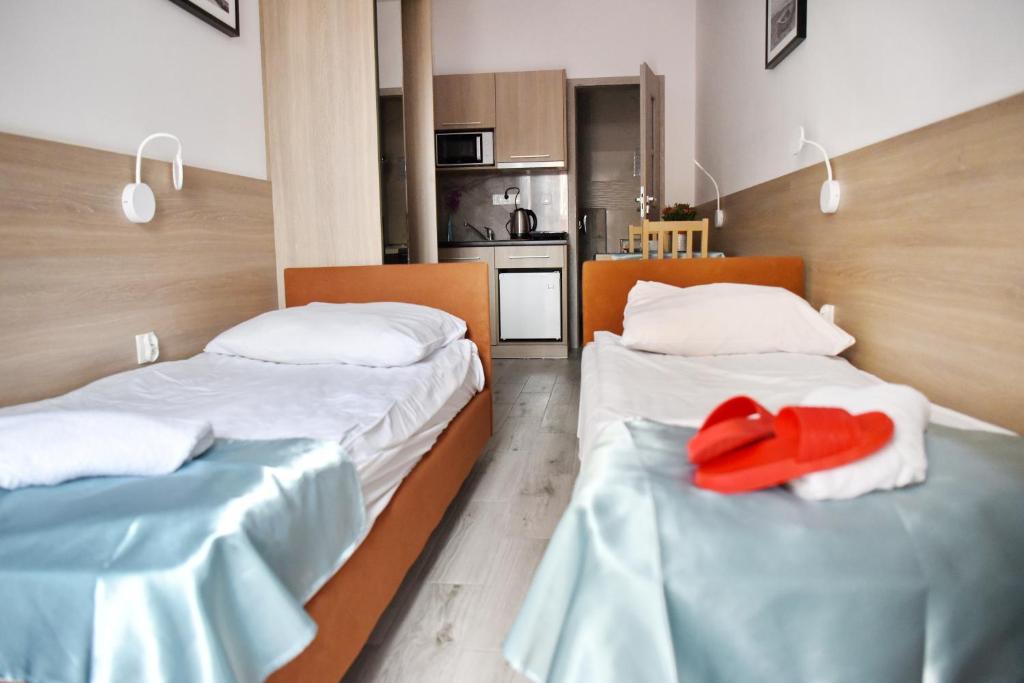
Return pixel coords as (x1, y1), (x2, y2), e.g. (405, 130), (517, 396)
(376, 0), (409, 263)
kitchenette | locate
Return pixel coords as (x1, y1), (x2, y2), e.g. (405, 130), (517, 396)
(440, 235), (568, 360)
(435, 70), (570, 359)
(375, 6), (676, 357)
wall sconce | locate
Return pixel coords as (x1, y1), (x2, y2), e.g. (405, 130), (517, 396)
(793, 126), (839, 214)
(694, 159), (725, 227)
(122, 133), (184, 223)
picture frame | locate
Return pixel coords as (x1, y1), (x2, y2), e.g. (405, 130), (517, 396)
(765, 0), (806, 69)
(167, 0), (240, 37)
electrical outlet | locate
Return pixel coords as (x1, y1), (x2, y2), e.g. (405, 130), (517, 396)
(492, 193), (515, 206)
(135, 331), (160, 364)
(819, 304), (836, 324)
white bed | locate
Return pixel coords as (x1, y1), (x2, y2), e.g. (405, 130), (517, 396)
(1, 339), (484, 524)
(579, 331), (1010, 462)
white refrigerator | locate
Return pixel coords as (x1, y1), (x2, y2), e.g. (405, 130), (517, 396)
(498, 270), (562, 341)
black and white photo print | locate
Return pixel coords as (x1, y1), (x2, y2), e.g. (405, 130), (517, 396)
(765, 0), (806, 69)
(167, 0), (239, 37)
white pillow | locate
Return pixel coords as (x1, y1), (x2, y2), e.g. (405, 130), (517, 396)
(205, 301), (467, 367)
(620, 281), (854, 357)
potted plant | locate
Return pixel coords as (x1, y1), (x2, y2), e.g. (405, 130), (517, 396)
(661, 203), (698, 221)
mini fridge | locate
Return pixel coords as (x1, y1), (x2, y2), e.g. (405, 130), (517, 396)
(498, 270), (562, 342)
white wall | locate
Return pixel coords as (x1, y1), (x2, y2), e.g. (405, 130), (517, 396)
(0, 0), (267, 179)
(377, 0), (404, 91)
(432, 0), (697, 204)
(695, 0), (1024, 202)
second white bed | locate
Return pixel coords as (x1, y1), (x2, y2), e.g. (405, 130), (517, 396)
(580, 331), (1008, 462)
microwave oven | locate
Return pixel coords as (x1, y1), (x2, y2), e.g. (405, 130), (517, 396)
(435, 130), (494, 167)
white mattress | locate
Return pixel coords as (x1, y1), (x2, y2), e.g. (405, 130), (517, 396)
(2, 339), (484, 523)
(579, 332), (1010, 461)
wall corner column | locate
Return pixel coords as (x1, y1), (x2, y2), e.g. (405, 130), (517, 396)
(402, 0), (439, 264)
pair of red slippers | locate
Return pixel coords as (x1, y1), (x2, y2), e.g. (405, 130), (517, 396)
(687, 396), (894, 494)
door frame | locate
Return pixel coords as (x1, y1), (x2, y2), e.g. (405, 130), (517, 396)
(566, 74), (665, 349)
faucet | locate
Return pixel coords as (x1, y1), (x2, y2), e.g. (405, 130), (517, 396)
(464, 221), (494, 241)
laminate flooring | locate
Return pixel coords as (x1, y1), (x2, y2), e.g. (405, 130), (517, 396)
(342, 356), (581, 683)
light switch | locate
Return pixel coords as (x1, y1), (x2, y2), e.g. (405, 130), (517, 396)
(135, 331), (160, 364)
(819, 304), (836, 324)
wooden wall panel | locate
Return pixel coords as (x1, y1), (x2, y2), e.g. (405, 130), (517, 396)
(698, 93), (1024, 433)
(0, 133), (277, 407)
(260, 0), (383, 298)
(402, 0), (439, 264)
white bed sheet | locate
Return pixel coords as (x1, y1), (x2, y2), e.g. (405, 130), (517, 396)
(579, 332), (1010, 461)
(2, 339), (484, 524)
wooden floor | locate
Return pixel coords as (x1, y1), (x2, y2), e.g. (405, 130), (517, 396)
(343, 356), (581, 683)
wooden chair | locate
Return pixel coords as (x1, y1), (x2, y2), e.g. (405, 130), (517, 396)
(628, 218), (709, 259)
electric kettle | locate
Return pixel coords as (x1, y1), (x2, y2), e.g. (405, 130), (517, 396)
(508, 207), (538, 239)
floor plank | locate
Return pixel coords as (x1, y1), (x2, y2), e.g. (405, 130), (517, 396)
(451, 650), (519, 683)
(343, 355), (580, 682)
(423, 501), (509, 585)
(462, 537), (549, 652)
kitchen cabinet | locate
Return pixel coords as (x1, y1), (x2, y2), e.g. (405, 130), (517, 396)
(495, 70), (567, 169)
(438, 245), (497, 341)
(439, 244), (568, 358)
(433, 73), (496, 130)
(494, 244), (566, 269)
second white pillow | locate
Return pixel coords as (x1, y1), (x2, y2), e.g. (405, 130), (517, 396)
(206, 301), (467, 367)
(620, 281), (854, 357)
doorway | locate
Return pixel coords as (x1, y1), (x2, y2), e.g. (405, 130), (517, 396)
(567, 69), (663, 347)
(576, 84), (641, 263)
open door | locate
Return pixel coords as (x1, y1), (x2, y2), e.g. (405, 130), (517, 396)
(637, 62), (662, 222)
(568, 67), (663, 347)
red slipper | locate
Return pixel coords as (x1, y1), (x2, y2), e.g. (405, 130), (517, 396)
(694, 406), (894, 494)
(688, 396), (776, 465)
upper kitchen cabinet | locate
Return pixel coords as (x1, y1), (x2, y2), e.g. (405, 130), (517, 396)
(434, 73), (496, 130)
(495, 70), (567, 169)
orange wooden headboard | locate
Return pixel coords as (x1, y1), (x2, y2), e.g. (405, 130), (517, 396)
(582, 256), (805, 344)
(284, 263), (492, 387)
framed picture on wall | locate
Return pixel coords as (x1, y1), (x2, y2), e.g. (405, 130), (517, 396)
(765, 0), (806, 69)
(167, 0), (240, 37)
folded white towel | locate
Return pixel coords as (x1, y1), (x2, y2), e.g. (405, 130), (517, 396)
(0, 410), (214, 490)
(788, 384), (931, 501)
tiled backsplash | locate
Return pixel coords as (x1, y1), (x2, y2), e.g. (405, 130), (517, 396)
(436, 170), (569, 242)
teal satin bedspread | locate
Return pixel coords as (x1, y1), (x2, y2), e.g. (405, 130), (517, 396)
(504, 420), (1024, 683)
(0, 438), (367, 683)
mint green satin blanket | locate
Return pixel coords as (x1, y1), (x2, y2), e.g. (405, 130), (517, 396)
(0, 438), (367, 683)
(504, 420), (1024, 683)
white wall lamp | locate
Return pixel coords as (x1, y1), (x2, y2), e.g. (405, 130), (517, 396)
(694, 159), (725, 227)
(122, 133), (184, 223)
(793, 126), (840, 214)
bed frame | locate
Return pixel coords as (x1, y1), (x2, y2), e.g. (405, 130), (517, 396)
(581, 256), (805, 344)
(270, 264), (493, 682)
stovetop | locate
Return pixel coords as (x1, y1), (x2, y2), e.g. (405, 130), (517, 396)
(525, 231), (568, 241)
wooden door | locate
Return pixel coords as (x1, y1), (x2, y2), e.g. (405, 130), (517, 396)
(495, 70), (566, 167)
(638, 62), (663, 220)
(433, 73), (496, 130)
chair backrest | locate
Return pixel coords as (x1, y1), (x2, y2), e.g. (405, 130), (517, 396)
(628, 218), (710, 258)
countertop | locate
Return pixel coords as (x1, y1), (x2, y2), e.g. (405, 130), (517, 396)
(439, 240), (568, 247)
